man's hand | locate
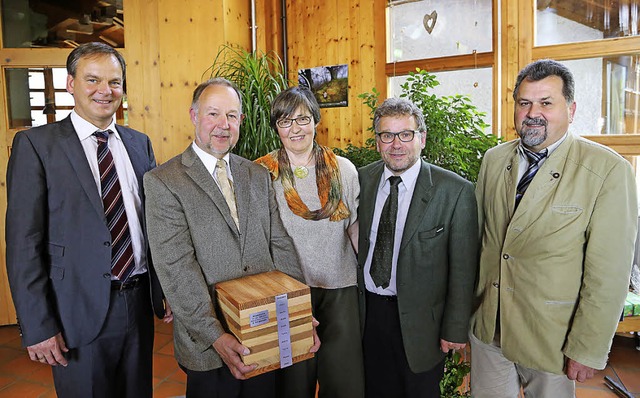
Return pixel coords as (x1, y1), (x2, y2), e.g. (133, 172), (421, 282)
(27, 333), (69, 366)
(212, 333), (256, 380)
(440, 339), (466, 353)
(565, 357), (596, 382)
(309, 317), (321, 353)
(162, 299), (174, 323)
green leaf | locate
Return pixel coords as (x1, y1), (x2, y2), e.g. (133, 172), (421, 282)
(342, 68), (500, 183)
(204, 44), (290, 160)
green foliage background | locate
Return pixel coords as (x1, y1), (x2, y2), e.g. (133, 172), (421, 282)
(204, 44), (289, 160)
(334, 69), (500, 183)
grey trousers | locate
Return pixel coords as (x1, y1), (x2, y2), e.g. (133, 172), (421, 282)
(469, 332), (575, 398)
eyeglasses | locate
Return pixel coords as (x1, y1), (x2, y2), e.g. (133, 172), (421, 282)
(376, 130), (418, 144)
(276, 116), (313, 128)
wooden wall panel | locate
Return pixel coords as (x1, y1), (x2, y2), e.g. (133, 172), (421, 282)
(283, 0), (386, 149)
(256, 0), (282, 54)
(125, 0), (251, 165)
(124, 0), (163, 160)
(0, 20), (13, 325)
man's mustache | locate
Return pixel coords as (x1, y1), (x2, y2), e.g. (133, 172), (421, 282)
(523, 117), (547, 127)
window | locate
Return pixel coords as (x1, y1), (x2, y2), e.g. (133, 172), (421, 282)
(6, 67), (73, 128)
(536, 0), (640, 46)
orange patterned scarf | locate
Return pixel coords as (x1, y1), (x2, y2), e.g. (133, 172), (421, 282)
(255, 143), (350, 222)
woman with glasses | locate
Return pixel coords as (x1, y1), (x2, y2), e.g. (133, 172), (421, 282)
(255, 86), (364, 398)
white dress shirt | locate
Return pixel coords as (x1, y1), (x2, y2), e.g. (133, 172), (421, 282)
(517, 132), (568, 181)
(71, 110), (147, 278)
(191, 142), (234, 188)
(364, 159), (422, 296)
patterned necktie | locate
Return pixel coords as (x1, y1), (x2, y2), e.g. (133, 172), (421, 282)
(216, 159), (239, 228)
(515, 147), (548, 208)
(94, 130), (135, 281)
(370, 176), (402, 289)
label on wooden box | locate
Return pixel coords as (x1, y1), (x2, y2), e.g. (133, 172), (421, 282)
(215, 270), (315, 377)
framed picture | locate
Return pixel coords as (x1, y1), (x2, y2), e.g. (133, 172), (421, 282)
(298, 64), (348, 108)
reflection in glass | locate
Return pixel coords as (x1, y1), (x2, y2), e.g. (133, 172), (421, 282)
(558, 56), (640, 135)
(536, 0), (640, 46)
(389, 67), (493, 131)
(388, 0), (492, 62)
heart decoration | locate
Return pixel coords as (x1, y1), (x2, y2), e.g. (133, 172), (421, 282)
(423, 10), (438, 34)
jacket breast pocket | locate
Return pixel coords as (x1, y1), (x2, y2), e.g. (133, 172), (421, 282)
(551, 205), (583, 215)
(418, 226), (444, 241)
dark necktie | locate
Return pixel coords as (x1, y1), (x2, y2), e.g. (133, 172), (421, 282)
(370, 176), (402, 289)
(515, 147), (548, 208)
(94, 130), (135, 281)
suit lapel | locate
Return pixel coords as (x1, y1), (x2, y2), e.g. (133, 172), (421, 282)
(58, 117), (105, 220)
(359, 161), (385, 258)
(511, 135), (572, 223)
(503, 150), (519, 219)
(400, 160), (434, 250)
(117, 126), (146, 194)
(229, 154), (248, 235)
(182, 147), (239, 235)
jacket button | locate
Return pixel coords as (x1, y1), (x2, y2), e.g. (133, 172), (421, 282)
(103, 273), (111, 279)
(502, 254), (509, 260)
(492, 282), (500, 288)
(552, 172), (560, 178)
(104, 241), (111, 247)
(506, 164), (512, 170)
(243, 267), (248, 272)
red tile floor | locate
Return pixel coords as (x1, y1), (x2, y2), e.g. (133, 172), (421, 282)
(0, 318), (637, 397)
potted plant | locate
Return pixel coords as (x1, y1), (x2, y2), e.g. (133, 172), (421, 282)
(335, 68), (499, 183)
(204, 44), (289, 160)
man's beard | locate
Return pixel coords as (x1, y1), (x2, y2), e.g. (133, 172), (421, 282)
(518, 117), (547, 148)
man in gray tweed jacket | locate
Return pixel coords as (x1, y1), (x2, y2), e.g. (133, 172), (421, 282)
(144, 78), (319, 398)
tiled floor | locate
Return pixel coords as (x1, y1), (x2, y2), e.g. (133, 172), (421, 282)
(0, 319), (186, 398)
(0, 319), (637, 397)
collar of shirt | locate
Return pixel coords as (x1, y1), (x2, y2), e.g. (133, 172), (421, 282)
(516, 132), (568, 183)
(191, 142), (233, 181)
(380, 158), (421, 194)
(517, 131), (568, 161)
(70, 110), (118, 143)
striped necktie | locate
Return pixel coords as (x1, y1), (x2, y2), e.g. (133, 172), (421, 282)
(515, 147), (548, 208)
(94, 130), (135, 281)
(370, 176), (402, 289)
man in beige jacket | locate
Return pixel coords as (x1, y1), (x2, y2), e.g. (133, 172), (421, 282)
(471, 59), (638, 397)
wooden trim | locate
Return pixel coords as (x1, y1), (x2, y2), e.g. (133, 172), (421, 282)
(532, 37), (640, 62)
(385, 51), (493, 76)
(584, 135), (640, 156)
(0, 48), (70, 67)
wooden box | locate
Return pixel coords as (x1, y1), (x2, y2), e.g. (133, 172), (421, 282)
(215, 270), (314, 377)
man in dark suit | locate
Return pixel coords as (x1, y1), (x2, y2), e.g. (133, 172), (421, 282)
(357, 98), (478, 398)
(144, 78), (319, 398)
(5, 42), (171, 398)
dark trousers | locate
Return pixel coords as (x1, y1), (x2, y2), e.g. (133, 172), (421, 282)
(363, 291), (445, 398)
(181, 364), (275, 398)
(52, 277), (154, 398)
(276, 286), (365, 398)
